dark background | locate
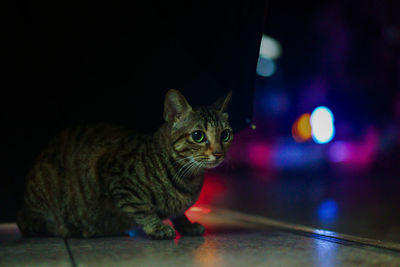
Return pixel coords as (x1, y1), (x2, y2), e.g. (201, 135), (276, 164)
(2, 0), (266, 221)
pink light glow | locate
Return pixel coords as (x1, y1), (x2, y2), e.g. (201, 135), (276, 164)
(248, 143), (272, 168)
(328, 141), (350, 163)
(328, 126), (379, 168)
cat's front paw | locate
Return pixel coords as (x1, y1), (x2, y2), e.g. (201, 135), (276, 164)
(175, 222), (205, 236)
(145, 224), (176, 240)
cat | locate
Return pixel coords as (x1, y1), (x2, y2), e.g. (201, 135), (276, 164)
(17, 89), (233, 239)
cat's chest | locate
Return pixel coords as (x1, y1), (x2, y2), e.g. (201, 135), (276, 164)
(159, 193), (195, 218)
(158, 176), (203, 217)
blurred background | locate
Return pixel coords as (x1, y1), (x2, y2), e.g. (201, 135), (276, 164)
(3, 0), (400, 244)
(199, 0), (400, 244)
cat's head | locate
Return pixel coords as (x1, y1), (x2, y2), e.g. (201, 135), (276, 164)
(164, 89), (233, 169)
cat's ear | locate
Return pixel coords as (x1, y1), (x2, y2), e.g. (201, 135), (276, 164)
(164, 89), (193, 123)
(213, 90), (232, 119)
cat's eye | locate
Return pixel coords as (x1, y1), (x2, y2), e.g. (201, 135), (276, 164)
(192, 130), (205, 143)
(221, 129), (231, 142)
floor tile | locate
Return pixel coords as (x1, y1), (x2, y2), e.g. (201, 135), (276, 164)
(0, 224), (71, 267)
(65, 209), (400, 267)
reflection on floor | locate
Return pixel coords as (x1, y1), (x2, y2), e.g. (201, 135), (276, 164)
(1, 207), (399, 266)
(202, 138), (400, 245)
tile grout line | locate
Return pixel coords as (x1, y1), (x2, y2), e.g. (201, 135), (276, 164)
(63, 238), (78, 267)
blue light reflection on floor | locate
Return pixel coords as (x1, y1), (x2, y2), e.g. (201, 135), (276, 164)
(127, 229), (138, 237)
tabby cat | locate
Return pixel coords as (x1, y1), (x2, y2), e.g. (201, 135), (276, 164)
(17, 89), (233, 239)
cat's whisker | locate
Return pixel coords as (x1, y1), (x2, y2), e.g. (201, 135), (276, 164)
(172, 157), (195, 179)
(172, 155), (203, 170)
(172, 156), (193, 167)
(174, 156), (193, 163)
(183, 157), (204, 178)
(173, 157), (200, 181)
(190, 159), (206, 176)
(181, 161), (198, 179)
(193, 161), (204, 174)
(174, 161), (191, 179)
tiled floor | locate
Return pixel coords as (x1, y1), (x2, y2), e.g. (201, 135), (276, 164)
(202, 163), (400, 245)
(1, 207), (399, 267)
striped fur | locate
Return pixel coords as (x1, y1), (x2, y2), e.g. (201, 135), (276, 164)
(17, 90), (233, 239)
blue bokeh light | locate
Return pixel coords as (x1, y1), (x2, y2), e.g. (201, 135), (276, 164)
(317, 199), (338, 222)
(256, 57), (276, 77)
(310, 106), (335, 144)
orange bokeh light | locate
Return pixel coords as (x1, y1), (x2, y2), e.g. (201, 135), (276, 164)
(292, 113), (312, 142)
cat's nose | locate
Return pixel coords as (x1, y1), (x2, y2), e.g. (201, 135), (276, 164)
(212, 152), (223, 160)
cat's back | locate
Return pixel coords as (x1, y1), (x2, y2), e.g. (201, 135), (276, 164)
(52, 123), (128, 155)
(28, 123), (131, 185)
(30, 123), (125, 177)
(20, 124), (130, 230)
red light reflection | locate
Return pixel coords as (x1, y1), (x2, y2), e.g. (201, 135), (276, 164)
(194, 173), (227, 206)
(187, 206), (212, 214)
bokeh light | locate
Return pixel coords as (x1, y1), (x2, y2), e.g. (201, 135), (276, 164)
(259, 34), (282, 60)
(327, 141), (350, 163)
(260, 91), (290, 116)
(248, 143), (272, 168)
(317, 199), (338, 222)
(256, 57), (276, 77)
(272, 142), (323, 169)
(292, 113), (312, 142)
(327, 127), (379, 168)
(310, 106), (335, 144)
